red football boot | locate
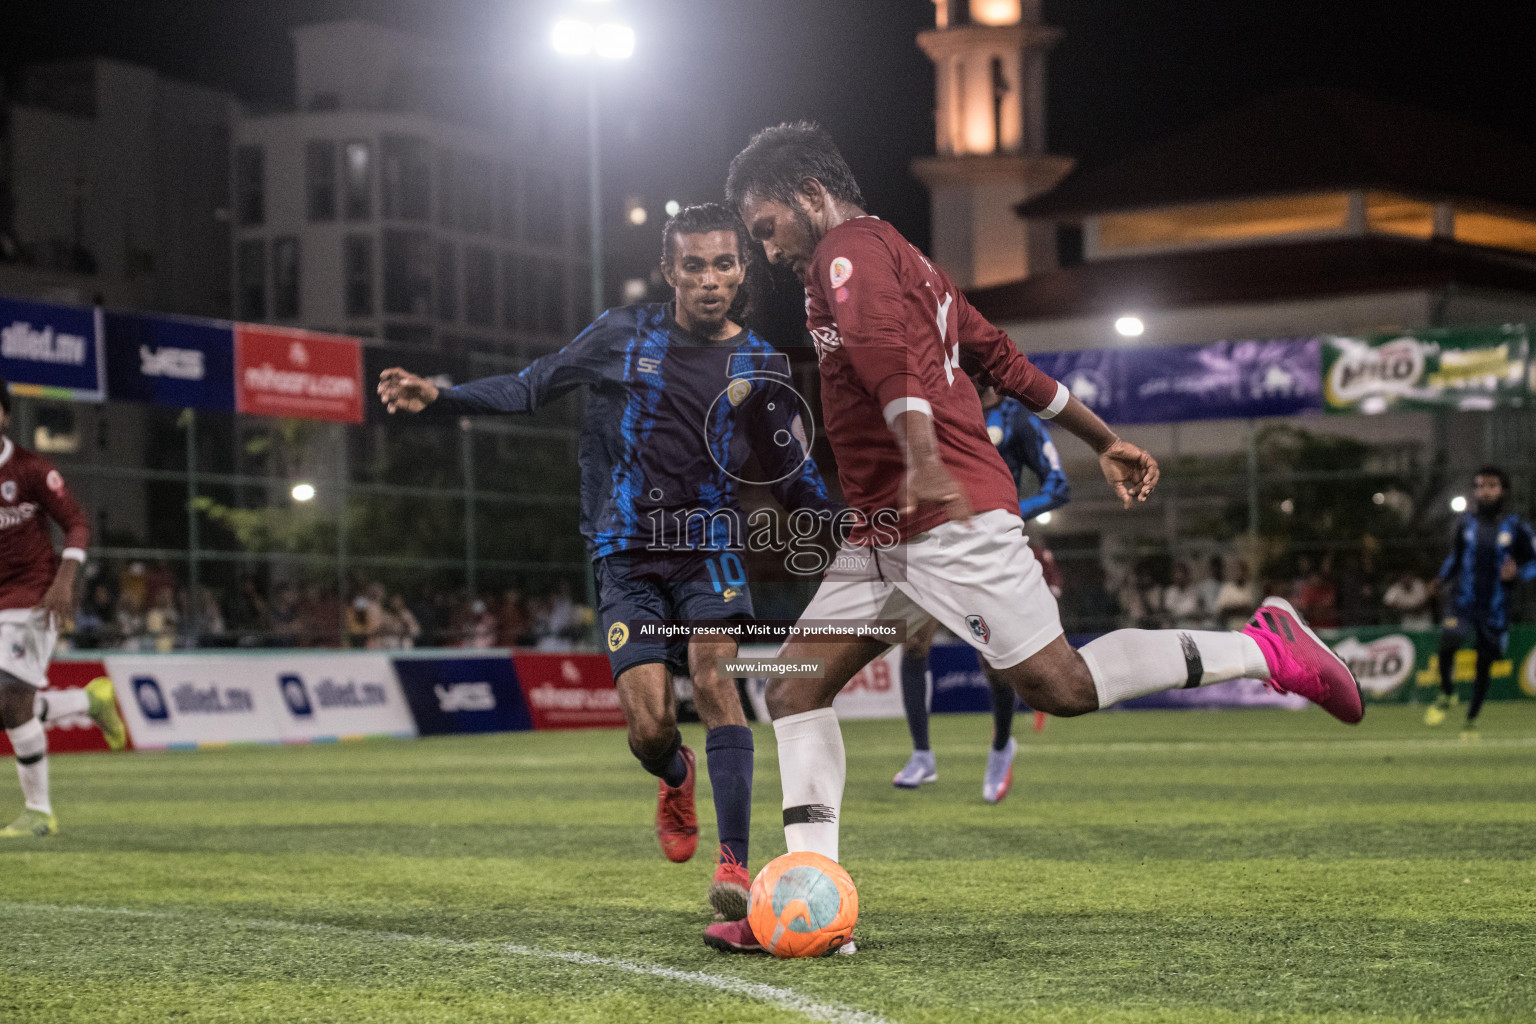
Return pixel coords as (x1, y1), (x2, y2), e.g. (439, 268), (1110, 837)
(703, 918), (764, 954)
(1243, 597), (1364, 724)
(707, 848), (751, 921)
(656, 745), (698, 863)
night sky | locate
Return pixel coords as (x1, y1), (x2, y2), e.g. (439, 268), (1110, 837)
(5, 0), (1535, 253)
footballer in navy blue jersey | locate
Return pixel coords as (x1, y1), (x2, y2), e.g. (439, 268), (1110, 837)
(379, 205), (838, 927)
(1427, 466), (1536, 734)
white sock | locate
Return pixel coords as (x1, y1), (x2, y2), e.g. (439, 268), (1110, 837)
(774, 707), (845, 863)
(8, 719), (50, 815)
(36, 688), (90, 722)
(1079, 629), (1270, 709)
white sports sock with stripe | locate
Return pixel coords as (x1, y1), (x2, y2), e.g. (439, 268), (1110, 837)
(774, 707), (845, 863)
(8, 719), (50, 815)
(1078, 629), (1269, 708)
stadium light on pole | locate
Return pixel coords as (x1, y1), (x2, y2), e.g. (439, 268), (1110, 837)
(553, 3), (634, 321)
(292, 482), (316, 503)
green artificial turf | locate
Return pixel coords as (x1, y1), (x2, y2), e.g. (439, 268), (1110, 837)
(2, 703), (1534, 1023)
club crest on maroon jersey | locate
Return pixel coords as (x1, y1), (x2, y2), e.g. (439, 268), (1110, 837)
(966, 614), (991, 644)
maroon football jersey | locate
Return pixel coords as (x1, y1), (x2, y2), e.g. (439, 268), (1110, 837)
(804, 217), (1064, 543)
(0, 438), (90, 610)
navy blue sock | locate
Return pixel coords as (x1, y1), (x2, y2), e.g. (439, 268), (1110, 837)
(632, 729), (689, 788)
(988, 676), (1016, 751)
(705, 725), (754, 867)
(900, 653), (930, 751)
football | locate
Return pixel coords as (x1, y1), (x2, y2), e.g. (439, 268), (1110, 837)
(746, 851), (859, 958)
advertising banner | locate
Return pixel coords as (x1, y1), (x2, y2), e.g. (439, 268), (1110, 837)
(0, 659), (121, 756)
(1323, 624), (1536, 704)
(929, 641), (996, 715)
(514, 653), (626, 730)
(393, 654), (533, 735)
(104, 311), (235, 411)
(829, 646), (904, 720)
(105, 652), (415, 749)
(234, 325), (364, 423)
(1030, 338), (1321, 425)
(1322, 325), (1531, 414)
(0, 296), (106, 401)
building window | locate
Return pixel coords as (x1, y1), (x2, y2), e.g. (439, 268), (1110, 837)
(383, 229), (433, 316)
(272, 236), (300, 319)
(465, 247), (496, 326)
(343, 140), (373, 221)
(305, 140), (336, 222)
(1366, 192), (1435, 240)
(437, 243), (457, 323)
(381, 134), (432, 221)
(235, 145), (265, 227)
(459, 154), (496, 235)
(344, 235), (374, 317)
(437, 148), (457, 229)
(1454, 209), (1536, 255)
(525, 168), (566, 246)
(1095, 193), (1351, 254)
(237, 239), (266, 319)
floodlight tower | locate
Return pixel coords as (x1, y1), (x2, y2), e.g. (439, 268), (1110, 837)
(912, 0), (1074, 288)
(552, 1), (635, 320)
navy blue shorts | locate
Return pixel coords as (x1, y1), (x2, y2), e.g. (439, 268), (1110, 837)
(596, 550), (755, 679)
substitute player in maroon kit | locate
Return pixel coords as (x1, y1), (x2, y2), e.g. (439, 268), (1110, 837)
(703, 123), (1362, 953)
(0, 378), (124, 838)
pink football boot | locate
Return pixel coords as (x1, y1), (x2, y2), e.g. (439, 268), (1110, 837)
(1243, 597), (1364, 724)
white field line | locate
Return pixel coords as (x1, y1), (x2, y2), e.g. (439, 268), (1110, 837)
(0, 902), (893, 1024)
(1013, 735), (1536, 756)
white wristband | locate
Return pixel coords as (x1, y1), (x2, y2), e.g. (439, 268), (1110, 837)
(882, 397), (933, 427)
(61, 547), (86, 562)
(1038, 381), (1071, 420)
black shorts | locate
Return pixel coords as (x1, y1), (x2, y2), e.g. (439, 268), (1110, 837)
(1440, 614), (1507, 656)
(596, 550), (755, 678)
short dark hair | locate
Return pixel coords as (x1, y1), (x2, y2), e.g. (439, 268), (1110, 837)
(659, 203), (757, 324)
(659, 203), (750, 269)
(725, 121), (866, 211)
(1475, 465), (1511, 490)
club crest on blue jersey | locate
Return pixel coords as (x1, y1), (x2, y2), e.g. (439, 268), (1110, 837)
(608, 622), (629, 651)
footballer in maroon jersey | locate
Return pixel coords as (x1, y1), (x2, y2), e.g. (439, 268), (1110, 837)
(700, 124), (1360, 952)
(0, 378), (122, 838)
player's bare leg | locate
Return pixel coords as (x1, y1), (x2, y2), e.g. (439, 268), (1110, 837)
(0, 671), (55, 837)
(685, 631), (755, 920)
(615, 663), (697, 863)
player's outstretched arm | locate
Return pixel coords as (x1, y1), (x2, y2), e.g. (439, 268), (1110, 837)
(1049, 396), (1159, 510)
(35, 463), (90, 628)
(377, 368), (440, 414)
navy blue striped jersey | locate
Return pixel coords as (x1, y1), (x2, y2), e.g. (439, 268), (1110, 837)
(432, 303), (838, 559)
(984, 398), (1070, 522)
(1438, 511), (1536, 631)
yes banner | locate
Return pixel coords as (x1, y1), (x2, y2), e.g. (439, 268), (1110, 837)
(104, 310), (236, 411)
(0, 296), (106, 401)
(1322, 325), (1531, 414)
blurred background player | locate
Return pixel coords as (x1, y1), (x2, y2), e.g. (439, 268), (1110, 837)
(893, 376), (1069, 802)
(708, 123), (1361, 954)
(378, 205), (838, 925)
(1426, 466), (1536, 739)
(0, 377), (124, 838)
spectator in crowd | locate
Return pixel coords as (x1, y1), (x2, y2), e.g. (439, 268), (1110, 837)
(497, 588), (528, 647)
(462, 599), (497, 648)
(145, 586), (178, 653)
(1118, 567), (1162, 629)
(75, 583), (117, 647)
(346, 585), (386, 649)
(1334, 552), (1376, 627)
(1296, 563), (1340, 628)
(270, 584), (302, 646)
(1382, 569), (1434, 630)
(1215, 561), (1259, 630)
(229, 576), (270, 638)
(1196, 556), (1226, 628)
(1162, 562), (1204, 628)
(390, 594), (422, 649)
(116, 590), (147, 650)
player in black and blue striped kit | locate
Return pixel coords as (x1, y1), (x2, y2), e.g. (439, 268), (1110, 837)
(378, 205), (838, 924)
(1426, 466), (1536, 738)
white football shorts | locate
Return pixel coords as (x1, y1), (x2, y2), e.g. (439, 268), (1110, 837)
(800, 508), (1063, 669)
(0, 607), (59, 688)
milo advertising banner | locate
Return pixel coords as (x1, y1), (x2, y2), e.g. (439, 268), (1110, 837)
(1322, 625), (1536, 703)
(1322, 324), (1531, 414)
